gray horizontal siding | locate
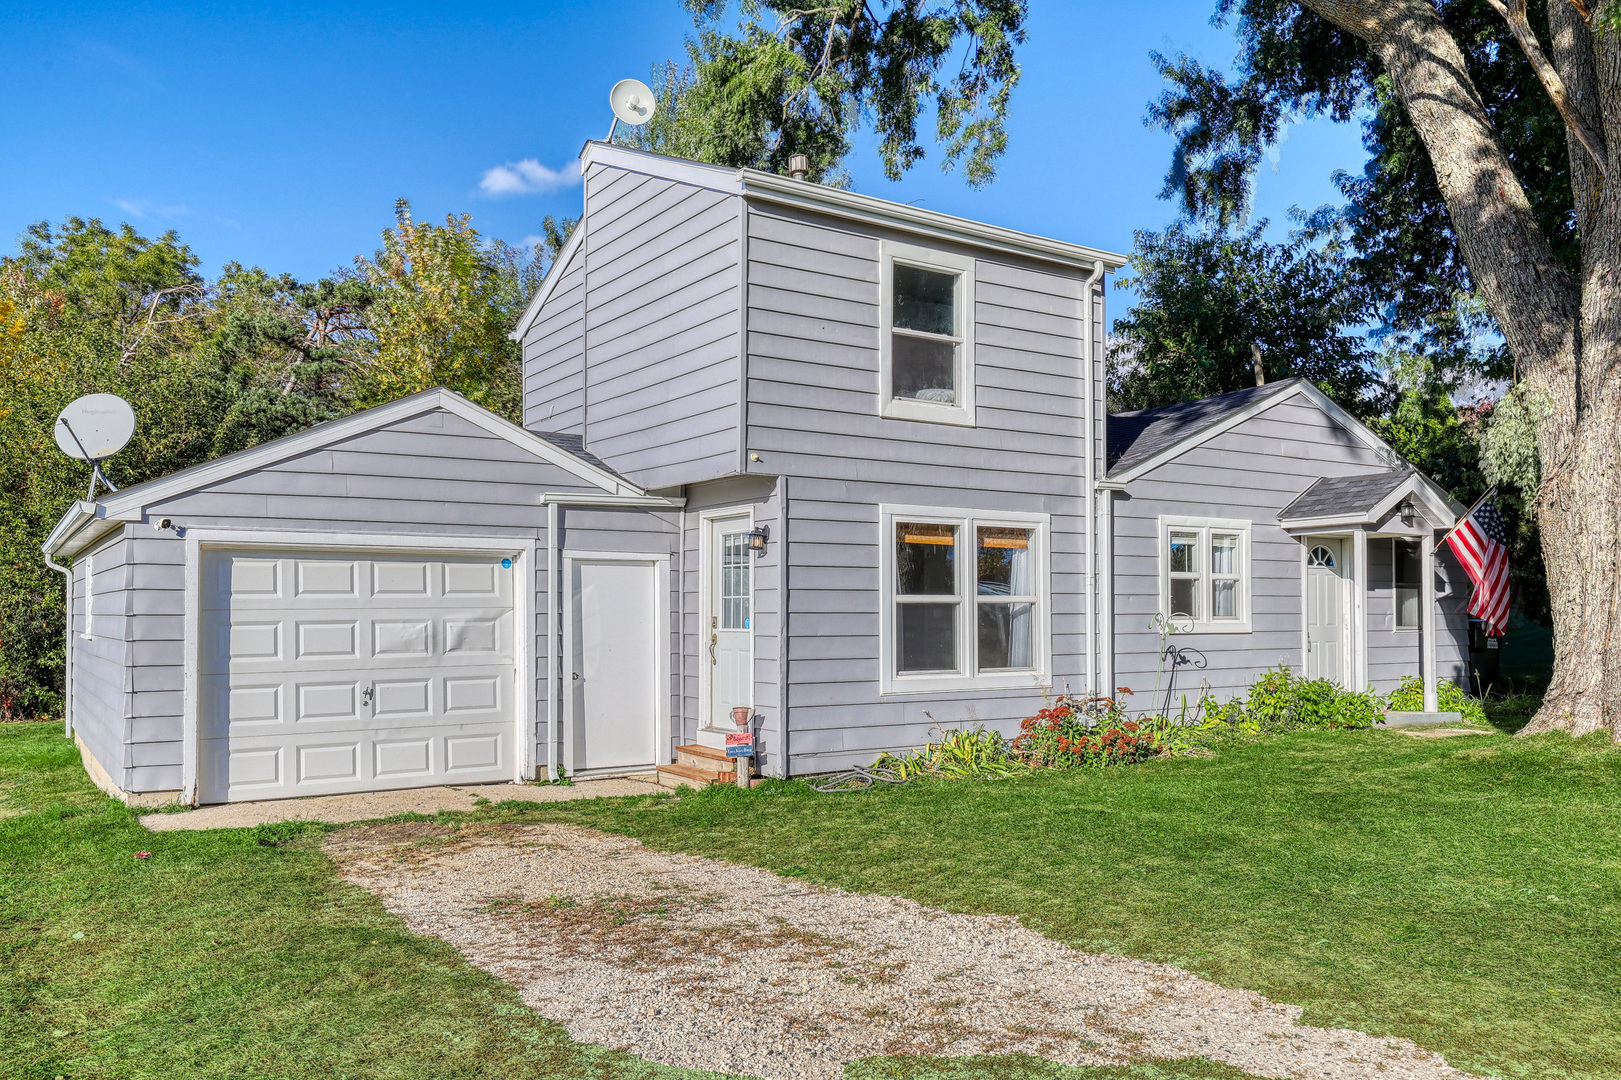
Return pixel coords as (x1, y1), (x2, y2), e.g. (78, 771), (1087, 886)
(1112, 396), (1471, 707)
(1366, 537), (1471, 694)
(118, 406), (615, 792)
(576, 163), (742, 489)
(522, 242), (585, 435)
(70, 534), (131, 790)
(741, 206), (1098, 773)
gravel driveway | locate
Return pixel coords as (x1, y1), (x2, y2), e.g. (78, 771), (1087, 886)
(326, 822), (1482, 1080)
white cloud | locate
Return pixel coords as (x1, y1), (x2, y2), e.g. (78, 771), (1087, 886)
(113, 198), (189, 220)
(479, 158), (581, 197)
(518, 234), (547, 252)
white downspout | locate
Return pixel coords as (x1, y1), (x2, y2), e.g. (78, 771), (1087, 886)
(545, 500), (560, 781)
(45, 552), (72, 739)
(1081, 259), (1106, 698)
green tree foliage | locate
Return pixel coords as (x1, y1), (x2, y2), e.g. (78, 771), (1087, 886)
(0, 201), (545, 718)
(1109, 222), (1382, 413)
(1145, 0), (1563, 371)
(634, 1), (1027, 186)
(351, 200), (539, 421)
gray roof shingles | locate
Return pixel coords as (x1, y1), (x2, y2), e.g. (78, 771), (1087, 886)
(1106, 379), (1302, 474)
(1276, 469), (1413, 521)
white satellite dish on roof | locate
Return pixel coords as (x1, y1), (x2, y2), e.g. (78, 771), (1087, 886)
(54, 393), (135, 498)
(607, 78), (657, 141)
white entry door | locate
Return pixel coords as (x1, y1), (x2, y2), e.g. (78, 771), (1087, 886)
(703, 514), (753, 733)
(567, 557), (660, 774)
(199, 548), (516, 803)
(1305, 538), (1347, 685)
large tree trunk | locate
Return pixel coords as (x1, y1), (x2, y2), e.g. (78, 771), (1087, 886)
(1299, 0), (1621, 739)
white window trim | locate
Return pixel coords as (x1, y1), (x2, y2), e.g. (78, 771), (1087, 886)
(878, 240), (976, 427)
(879, 504), (1051, 695)
(1157, 515), (1253, 634)
(1392, 536), (1421, 633)
(80, 550), (95, 641)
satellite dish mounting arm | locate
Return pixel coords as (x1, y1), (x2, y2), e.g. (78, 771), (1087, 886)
(58, 417), (120, 499)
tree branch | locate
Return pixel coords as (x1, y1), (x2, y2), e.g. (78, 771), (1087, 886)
(1484, 0), (1609, 176)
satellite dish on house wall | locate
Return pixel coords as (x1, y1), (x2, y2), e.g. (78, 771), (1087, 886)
(54, 393), (135, 498)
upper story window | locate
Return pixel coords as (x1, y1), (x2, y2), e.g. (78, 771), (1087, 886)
(1393, 538), (1421, 631)
(1159, 516), (1251, 633)
(880, 241), (976, 426)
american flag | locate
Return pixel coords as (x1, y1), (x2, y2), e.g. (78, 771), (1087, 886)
(1444, 496), (1511, 636)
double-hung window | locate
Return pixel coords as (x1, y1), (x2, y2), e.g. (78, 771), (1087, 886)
(879, 241), (976, 425)
(1393, 538), (1421, 630)
(881, 505), (1049, 694)
(1159, 517), (1251, 632)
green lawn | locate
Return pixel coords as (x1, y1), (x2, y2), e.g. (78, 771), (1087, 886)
(516, 727), (1621, 1080)
(3, 722), (1618, 1079)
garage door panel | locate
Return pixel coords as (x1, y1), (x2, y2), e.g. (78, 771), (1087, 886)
(295, 559), (359, 598)
(201, 548), (517, 802)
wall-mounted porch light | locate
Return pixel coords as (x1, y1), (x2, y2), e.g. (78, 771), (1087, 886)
(747, 525), (770, 553)
(1397, 498), (1416, 523)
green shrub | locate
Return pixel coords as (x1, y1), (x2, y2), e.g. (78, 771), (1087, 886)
(1385, 675), (1488, 724)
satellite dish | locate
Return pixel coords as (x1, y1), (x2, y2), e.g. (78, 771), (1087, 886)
(609, 79), (656, 126)
(55, 393), (135, 498)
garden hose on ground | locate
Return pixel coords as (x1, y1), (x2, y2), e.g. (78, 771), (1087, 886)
(808, 766), (908, 793)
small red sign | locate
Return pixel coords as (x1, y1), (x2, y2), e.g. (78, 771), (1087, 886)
(725, 732), (755, 757)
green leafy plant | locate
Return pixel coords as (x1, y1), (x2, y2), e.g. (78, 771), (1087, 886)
(875, 726), (1024, 780)
(1385, 675), (1488, 726)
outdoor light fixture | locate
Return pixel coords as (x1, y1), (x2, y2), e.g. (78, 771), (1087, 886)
(1398, 498), (1416, 522)
(747, 525), (769, 553)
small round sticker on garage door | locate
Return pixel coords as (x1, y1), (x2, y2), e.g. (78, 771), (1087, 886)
(501, 558), (511, 568)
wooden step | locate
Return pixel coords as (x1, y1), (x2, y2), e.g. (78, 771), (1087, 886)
(676, 743), (736, 771)
(654, 762), (734, 789)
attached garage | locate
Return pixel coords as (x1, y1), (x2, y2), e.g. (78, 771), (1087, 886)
(198, 547), (520, 802)
(44, 388), (683, 806)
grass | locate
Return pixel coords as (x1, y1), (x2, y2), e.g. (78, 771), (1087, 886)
(0, 721), (1272, 1080)
(4, 723), (1618, 1079)
(496, 727), (1621, 1080)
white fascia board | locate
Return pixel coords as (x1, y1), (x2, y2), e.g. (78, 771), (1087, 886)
(579, 141), (745, 195)
(509, 223), (585, 342)
(1366, 474), (1458, 528)
(41, 500), (138, 560)
(431, 392), (644, 497)
(87, 388), (640, 526)
(538, 491), (685, 508)
(741, 170), (1128, 272)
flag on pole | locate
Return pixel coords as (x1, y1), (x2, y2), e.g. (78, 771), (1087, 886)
(1443, 497), (1511, 636)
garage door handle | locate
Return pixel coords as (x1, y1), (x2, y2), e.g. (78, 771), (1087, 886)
(361, 684), (374, 708)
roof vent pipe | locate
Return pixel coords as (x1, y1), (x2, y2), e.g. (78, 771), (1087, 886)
(787, 153), (810, 180)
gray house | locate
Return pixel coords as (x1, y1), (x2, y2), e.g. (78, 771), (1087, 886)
(43, 142), (1470, 806)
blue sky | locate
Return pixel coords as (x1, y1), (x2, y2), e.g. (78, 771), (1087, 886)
(1, 1), (1368, 313)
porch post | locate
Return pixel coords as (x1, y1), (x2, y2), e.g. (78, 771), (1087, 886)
(1421, 529), (1438, 712)
(1352, 527), (1368, 691)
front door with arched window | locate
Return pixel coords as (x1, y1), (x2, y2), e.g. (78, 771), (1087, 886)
(1305, 539), (1348, 685)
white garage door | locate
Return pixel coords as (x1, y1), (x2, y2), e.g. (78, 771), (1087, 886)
(198, 548), (516, 803)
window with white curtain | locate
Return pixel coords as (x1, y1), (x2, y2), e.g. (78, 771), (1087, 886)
(1159, 517), (1251, 632)
(1393, 538), (1421, 631)
(879, 241), (976, 426)
(882, 506), (1049, 693)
